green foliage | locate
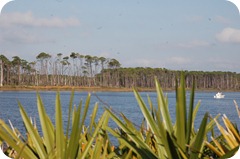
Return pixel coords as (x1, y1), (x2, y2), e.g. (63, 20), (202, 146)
(105, 72), (209, 159)
(0, 73), (239, 158)
(0, 90), (115, 159)
(205, 108), (240, 158)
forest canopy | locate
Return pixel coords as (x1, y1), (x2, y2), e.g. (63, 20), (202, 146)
(0, 53), (239, 90)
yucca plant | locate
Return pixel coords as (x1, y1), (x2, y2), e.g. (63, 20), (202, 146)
(0, 91), (116, 159)
(1, 72), (239, 159)
(105, 73), (218, 159)
(205, 100), (240, 159)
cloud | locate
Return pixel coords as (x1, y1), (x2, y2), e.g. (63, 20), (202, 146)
(187, 15), (204, 22)
(0, 12), (81, 28)
(0, 30), (54, 44)
(177, 40), (210, 48)
(125, 58), (155, 67)
(126, 57), (191, 68)
(136, 59), (156, 66)
(168, 57), (191, 65)
(205, 58), (240, 72)
(0, 12), (80, 44)
(216, 27), (240, 43)
(214, 16), (231, 24)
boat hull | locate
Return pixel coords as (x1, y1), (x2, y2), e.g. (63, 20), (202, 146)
(214, 92), (225, 99)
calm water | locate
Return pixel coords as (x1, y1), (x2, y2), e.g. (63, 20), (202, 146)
(0, 90), (240, 135)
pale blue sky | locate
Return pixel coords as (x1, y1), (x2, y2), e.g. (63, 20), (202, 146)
(0, 0), (240, 72)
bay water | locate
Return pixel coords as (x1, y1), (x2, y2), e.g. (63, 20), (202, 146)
(0, 90), (240, 138)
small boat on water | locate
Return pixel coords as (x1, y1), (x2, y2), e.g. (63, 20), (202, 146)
(214, 92), (225, 99)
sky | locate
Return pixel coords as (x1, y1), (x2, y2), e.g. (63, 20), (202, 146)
(0, 0), (240, 72)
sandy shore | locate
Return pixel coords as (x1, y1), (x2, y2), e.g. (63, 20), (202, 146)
(0, 85), (236, 92)
(0, 85), (158, 92)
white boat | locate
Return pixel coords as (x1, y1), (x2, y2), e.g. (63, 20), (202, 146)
(214, 92), (225, 99)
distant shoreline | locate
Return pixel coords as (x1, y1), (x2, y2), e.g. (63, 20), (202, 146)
(0, 85), (239, 92)
(0, 85), (144, 92)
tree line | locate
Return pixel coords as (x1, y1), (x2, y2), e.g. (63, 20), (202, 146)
(0, 52), (120, 87)
(99, 67), (240, 90)
(0, 53), (240, 90)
